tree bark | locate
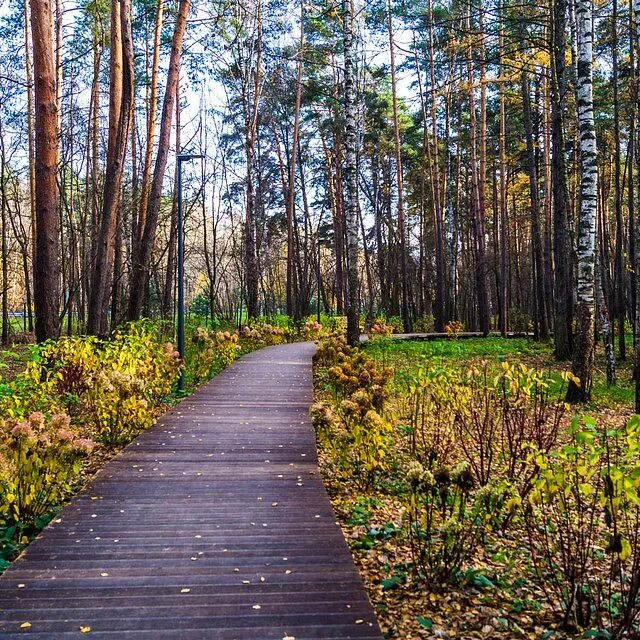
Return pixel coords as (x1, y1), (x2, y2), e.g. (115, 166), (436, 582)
(88, 0), (134, 335)
(31, 0), (61, 342)
(567, 0), (597, 403)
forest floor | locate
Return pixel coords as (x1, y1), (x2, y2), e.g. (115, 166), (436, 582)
(314, 336), (635, 640)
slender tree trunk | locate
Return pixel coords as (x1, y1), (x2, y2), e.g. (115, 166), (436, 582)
(88, 0), (134, 335)
(136, 0), (164, 250)
(426, 1), (445, 331)
(467, 7), (489, 335)
(163, 79), (180, 319)
(243, 0), (262, 319)
(567, 0), (597, 403)
(551, 0), (573, 359)
(387, 0), (409, 331)
(522, 71), (549, 340)
(24, 0), (35, 333)
(343, 0), (360, 345)
(128, 0), (190, 321)
(286, 0), (304, 321)
(612, 0), (626, 359)
(31, 0), (61, 341)
(498, 0), (508, 336)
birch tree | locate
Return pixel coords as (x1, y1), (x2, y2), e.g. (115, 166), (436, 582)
(566, 0), (597, 403)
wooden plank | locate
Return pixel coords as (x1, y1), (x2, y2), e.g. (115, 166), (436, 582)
(0, 343), (382, 639)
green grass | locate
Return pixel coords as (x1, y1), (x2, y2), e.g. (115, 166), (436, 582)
(363, 336), (635, 412)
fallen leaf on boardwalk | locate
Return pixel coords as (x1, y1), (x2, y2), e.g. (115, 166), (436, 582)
(180, 588), (191, 593)
(79, 626), (92, 633)
(20, 622), (31, 629)
(252, 604), (261, 610)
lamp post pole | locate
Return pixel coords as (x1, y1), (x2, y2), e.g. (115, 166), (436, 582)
(316, 239), (322, 324)
(177, 153), (204, 392)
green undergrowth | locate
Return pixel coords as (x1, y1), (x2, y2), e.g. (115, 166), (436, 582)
(313, 334), (640, 638)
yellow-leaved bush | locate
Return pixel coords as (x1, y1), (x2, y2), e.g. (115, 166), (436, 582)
(0, 412), (94, 528)
(191, 328), (240, 386)
(312, 336), (393, 487)
(1, 321), (182, 446)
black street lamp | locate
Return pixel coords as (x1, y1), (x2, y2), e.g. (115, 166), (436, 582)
(177, 153), (204, 392)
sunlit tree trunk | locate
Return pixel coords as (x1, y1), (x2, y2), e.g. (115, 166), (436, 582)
(135, 0), (164, 253)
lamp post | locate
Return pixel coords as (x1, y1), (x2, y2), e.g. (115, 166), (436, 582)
(177, 153), (204, 392)
(316, 238), (322, 324)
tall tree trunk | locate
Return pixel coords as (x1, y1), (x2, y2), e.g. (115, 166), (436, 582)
(426, 0), (445, 331)
(387, 0), (409, 332)
(612, 0), (626, 359)
(88, 0), (134, 335)
(567, 0), (597, 403)
(286, 0), (304, 321)
(24, 0), (35, 333)
(522, 71), (549, 340)
(31, 0), (61, 342)
(551, 0), (573, 359)
(343, 0), (360, 345)
(135, 0), (164, 250)
(498, 0), (508, 336)
(633, 0), (640, 410)
(243, 0), (262, 319)
(163, 79), (180, 319)
(128, 0), (190, 321)
(467, 7), (489, 335)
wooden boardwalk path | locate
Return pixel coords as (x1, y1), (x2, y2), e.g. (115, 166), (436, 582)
(0, 343), (382, 639)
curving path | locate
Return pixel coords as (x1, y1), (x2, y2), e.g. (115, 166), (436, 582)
(0, 343), (382, 639)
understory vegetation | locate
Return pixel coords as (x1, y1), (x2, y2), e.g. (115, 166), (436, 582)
(0, 315), (330, 573)
(313, 335), (639, 639)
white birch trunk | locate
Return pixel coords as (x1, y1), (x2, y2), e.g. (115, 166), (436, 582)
(567, 0), (597, 402)
(343, 0), (360, 346)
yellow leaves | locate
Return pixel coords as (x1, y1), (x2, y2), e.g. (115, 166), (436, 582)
(79, 626), (92, 633)
(20, 622), (31, 629)
(621, 538), (632, 561)
(561, 370), (581, 387)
